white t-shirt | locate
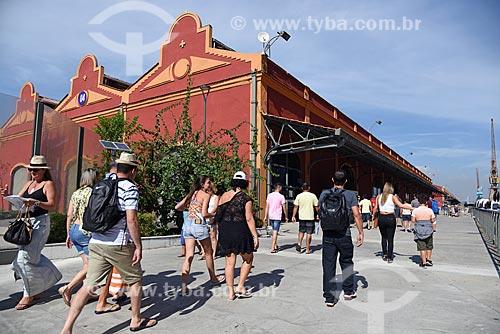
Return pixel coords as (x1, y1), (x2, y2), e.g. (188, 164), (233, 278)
(91, 179), (139, 246)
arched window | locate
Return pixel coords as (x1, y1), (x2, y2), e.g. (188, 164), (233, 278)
(339, 163), (356, 191)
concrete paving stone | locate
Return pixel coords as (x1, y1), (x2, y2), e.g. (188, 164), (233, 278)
(0, 214), (499, 334)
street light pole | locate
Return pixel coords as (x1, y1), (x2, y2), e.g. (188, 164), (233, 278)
(200, 84), (211, 144)
(368, 119), (382, 132)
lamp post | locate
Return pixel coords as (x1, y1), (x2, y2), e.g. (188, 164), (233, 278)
(200, 84), (211, 144)
(259, 30), (291, 57)
(368, 119), (382, 132)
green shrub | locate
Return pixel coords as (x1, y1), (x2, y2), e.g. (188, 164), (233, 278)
(0, 210), (17, 220)
(48, 212), (67, 243)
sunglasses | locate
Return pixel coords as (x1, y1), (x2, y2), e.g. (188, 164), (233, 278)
(28, 168), (40, 172)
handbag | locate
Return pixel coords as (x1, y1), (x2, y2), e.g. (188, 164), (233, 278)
(373, 210), (379, 229)
(3, 205), (33, 245)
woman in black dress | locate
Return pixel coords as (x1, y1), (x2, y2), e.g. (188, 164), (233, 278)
(215, 171), (259, 300)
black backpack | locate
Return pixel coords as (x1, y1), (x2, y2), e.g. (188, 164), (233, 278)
(319, 188), (350, 233)
(82, 177), (126, 233)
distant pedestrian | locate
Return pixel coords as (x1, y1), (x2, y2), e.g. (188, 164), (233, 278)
(400, 199), (412, 232)
(372, 182), (413, 263)
(292, 183), (319, 254)
(319, 170), (363, 307)
(412, 194), (436, 268)
(358, 195), (372, 229)
(411, 195), (419, 209)
(263, 182), (288, 253)
(215, 171), (259, 300)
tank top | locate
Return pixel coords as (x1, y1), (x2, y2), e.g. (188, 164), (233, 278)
(378, 194), (395, 212)
(22, 182), (48, 216)
(188, 191), (203, 219)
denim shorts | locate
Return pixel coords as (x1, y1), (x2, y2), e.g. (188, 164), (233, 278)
(183, 217), (210, 241)
(269, 219), (281, 231)
(299, 220), (315, 234)
(362, 213), (371, 222)
(402, 214), (412, 221)
(69, 223), (90, 256)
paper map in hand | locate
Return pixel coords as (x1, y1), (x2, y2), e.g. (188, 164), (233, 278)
(4, 195), (30, 210)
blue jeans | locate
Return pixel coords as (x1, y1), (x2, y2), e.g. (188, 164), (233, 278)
(322, 231), (354, 303)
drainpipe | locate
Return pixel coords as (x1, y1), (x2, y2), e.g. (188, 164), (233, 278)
(251, 70), (258, 192)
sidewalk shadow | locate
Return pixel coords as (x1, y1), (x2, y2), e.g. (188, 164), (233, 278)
(245, 268), (285, 293)
(0, 282), (72, 311)
(101, 269), (214, 334)
(409, 255), (422, 265)
(309, 244), (322, 253)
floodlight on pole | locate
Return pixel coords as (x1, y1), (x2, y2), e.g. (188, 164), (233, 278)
(258, 30), (291, 57)
(200, 84), (211, 144)
(405, 152), (413, 159)
(368, 120), (382, 132)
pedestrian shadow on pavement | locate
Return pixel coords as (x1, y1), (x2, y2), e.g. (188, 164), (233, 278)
(245, 268), (285, 293)
(101, 269), (213, 334)
(0, 282), (70, 311)
(409, 255), (422, 265)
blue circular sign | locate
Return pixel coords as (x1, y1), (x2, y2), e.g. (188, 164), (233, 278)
(78, 91), (88, 106)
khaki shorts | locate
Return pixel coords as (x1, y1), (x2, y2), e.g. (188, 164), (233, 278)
(416, 235), (433, 251)
(85, 243), (142, 286)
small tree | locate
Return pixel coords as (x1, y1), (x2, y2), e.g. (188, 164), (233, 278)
(93, 111), (142, 175)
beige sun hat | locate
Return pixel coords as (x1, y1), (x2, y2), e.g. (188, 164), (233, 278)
(115, 152), (139, 167)
(25, 155), (51, 169)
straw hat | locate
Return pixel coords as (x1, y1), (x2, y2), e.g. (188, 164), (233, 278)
(25, 155), (51, 169)
(115, 152), (139, 167)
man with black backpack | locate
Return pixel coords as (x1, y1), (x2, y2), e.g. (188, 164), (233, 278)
(61, 153), (157, 333)
(318, 170), (363, 308)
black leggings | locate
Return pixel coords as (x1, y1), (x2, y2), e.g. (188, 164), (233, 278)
(378, 214), (396, 259)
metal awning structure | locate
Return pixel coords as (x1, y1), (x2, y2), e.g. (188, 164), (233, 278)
(263, 114), (444, 195)
(263, 114), (345, 164)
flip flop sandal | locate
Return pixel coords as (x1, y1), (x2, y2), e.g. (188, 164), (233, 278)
(58, 285), (71, 307)
(210, 275), (226, 286)
(130, 318), (157, 332)
(235, 291), (252, 299)
(95, 303), (121, 314)
(15, 302), (35, 310)
(271, 249), (278, 253)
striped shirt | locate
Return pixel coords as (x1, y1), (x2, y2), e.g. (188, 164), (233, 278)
(90, 179), (139, 246)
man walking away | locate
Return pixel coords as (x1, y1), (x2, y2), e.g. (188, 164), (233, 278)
(358, 195), (372, 230)
(263, 183), (288, 253)
(292, 183), (319, 254)
(61, 153), (157, 333)
(319, 170), (363, 308)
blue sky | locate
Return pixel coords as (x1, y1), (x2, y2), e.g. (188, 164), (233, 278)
(1, 0), (499, 202)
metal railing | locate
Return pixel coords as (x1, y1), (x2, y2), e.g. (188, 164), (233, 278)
(472, 208), (500, 247)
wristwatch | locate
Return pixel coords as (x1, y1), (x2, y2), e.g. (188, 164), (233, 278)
(34, 200), (40, 207)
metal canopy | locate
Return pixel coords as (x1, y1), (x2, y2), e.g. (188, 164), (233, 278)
(263, 114), (345, 164)
(263, 114), (444, 195)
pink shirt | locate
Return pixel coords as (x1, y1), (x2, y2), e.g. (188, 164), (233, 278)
(267, 191), (286, 220)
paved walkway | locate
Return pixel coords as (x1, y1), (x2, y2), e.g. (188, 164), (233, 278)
(0, 214), (499, 334)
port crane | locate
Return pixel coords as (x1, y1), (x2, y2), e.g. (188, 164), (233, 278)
(476, 168), (483, 200)
(490, 118), (499, 201)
